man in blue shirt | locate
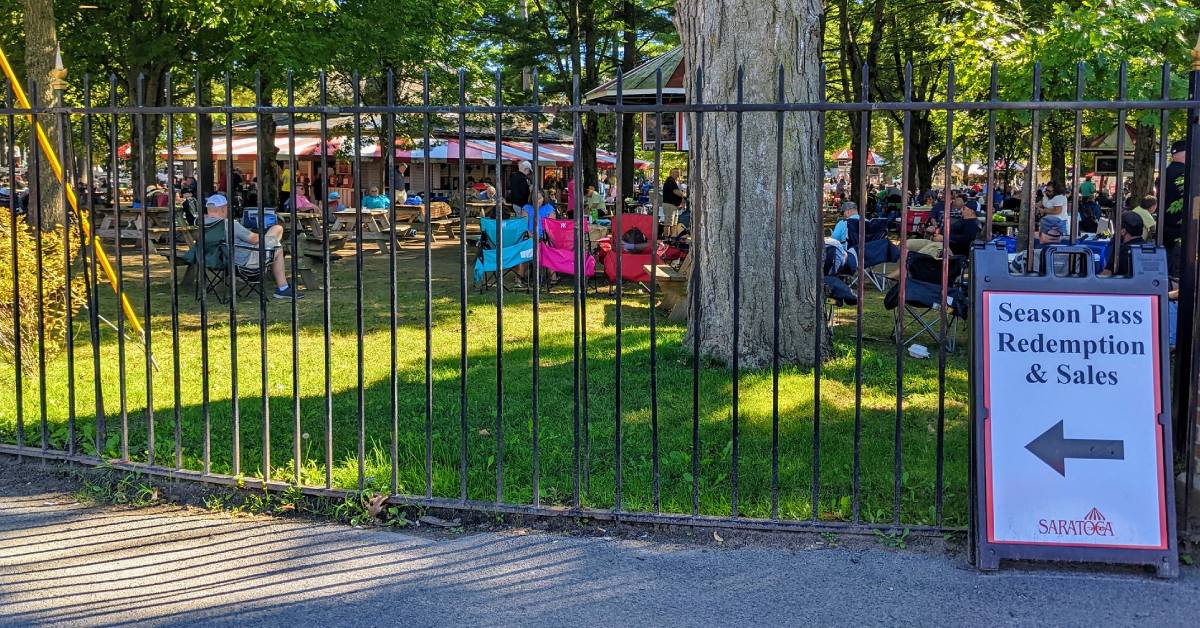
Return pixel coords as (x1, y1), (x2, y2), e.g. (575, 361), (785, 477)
(831, 201), (860, 243)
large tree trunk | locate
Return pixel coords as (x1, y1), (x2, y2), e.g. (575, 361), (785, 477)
(619, 0), (637, 199)
(676, 0), (827, 368)
(126, 69), (164, 200)
(1129, 120), (1157, 203)
(22, 0), (65, 226)
(580, 1), (600, 189)
(909, 115), (935, 195)
(1046, 112), (1069, 188)
(197, 80), (215, 196)
(257, 84), (280, 208)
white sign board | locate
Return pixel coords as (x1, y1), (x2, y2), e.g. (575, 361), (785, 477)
(983, 291), (1167, 550)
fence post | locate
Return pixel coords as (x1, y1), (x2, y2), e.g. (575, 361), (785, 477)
(1175, 35), (1200, 532)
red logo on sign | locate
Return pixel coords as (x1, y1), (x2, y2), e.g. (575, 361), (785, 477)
(1038, 508), (1115, 537)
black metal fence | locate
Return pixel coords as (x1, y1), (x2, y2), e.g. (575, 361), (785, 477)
(1, 59), (1199, 538)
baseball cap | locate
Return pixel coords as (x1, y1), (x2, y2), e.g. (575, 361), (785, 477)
(1121, 211), (1144, 236)
(1171, 139), (1187, 154)
(328, 191), (340, 200)
(1039, 215), (1064, 238)
(205, 193), (228, 208)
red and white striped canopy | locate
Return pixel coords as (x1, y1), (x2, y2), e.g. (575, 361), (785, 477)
(120, 135), (648, 170)
(118, 135), (338, 160)
(831, 148), (888, 166)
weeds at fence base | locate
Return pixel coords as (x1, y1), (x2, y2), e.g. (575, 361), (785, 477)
(873, 527), (911, 550)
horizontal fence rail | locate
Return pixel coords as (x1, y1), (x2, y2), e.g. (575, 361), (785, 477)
(0, 61), (1198, 538)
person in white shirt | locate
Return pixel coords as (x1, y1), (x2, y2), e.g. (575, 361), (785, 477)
(1038, 181), (1070, 235)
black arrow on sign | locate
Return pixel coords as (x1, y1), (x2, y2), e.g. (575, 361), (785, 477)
(1025, 420), (1125, 476)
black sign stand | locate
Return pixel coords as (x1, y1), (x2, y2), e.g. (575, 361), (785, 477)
(970, 244), (1178, 578)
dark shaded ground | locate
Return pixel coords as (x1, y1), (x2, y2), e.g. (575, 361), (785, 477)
(1, 455), (1198, 627)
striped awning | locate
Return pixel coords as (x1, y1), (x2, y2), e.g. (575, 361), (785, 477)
(119, 135), (338, 160)
(122, 135), (648, 170)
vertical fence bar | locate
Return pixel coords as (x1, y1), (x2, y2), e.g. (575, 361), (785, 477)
(984, 63), (998, 241)
(30, 81), (47, 452)
(651, 69), (664, 513)
(387, 68), (398, 496)
(935, 63), (956, 526)
(530, 68), (542, 508)
(493, 69), (505, 504)
(224, 73), (240, 477)
(730, 66), (744, 518)
(82, 77), (107, 457)
(319, 71), (333, 489)
(1069, 63), (1084, 245)
(893, 61), (914, 526)
(851, 63), (869, 524)
(109, 75), (128, 461)
(811, 64), (826, 522)
(195, 72), (211, 475)
(135, 74), (154, 464)
(7, 82), (22, 453)
(1155, 62), (1170, 249)
(571, 73), (583, 508)
(166, 73), (182, 469)
(690, 67), (704, 516)
(1023, 63), (1042, 272)
(253, 71), (269, 483)
(1111, 62), (1128, 271)
(770, 65), (784, 520)
(352, 71), (365, 490)
(1178, 54), (1200, 531)
(287, 71), (301, 486)
(56, 80), (76, 455)
(457, 69), (469, 503)
(613, 69), (625, 514)
(423, 70), (434, 499)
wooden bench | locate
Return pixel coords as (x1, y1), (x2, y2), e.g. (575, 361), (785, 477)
(643, 256), (692, 323)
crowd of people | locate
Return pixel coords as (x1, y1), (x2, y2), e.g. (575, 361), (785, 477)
(825, 138), (1189, 285)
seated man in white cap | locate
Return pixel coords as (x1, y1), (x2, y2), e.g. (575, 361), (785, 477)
(203, 194), (303, 300)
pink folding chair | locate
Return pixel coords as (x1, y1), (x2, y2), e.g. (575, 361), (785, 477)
(539, 218), (596, 279)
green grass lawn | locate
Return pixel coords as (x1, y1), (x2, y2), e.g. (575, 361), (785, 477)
(0, 239), (970, 526)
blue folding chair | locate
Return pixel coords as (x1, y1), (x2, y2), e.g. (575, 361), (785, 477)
(474, 217), (534, 291)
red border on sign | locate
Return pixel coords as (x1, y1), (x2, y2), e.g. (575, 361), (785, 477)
(982, 291), (1167, 550)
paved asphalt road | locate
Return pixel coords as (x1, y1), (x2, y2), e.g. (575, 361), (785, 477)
(1, 472), (1199, 626)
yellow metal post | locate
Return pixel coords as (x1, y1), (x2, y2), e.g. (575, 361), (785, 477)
(0, 44), (144, 338)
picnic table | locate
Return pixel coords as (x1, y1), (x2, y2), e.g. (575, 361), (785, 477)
(92, 205), (195, 254)
(465, 201), (495, 217)
(277, 211), (348, 290)
(332, 208), (405, 253)
(393, 201), (462, 241)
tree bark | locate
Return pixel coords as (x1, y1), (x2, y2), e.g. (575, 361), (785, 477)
(197, 80), (215, 197)
(580, 0), (600, 189)
(676, 0), (828, 368)
(619, 0), (637, 198)
(909, 115), (934, 195)
(22, 0), (65, 226)
(257, 82), (280, 208)
(1046, 111), (1069, 188)
(1129, 120), (1156, 204)
(126, 68), (165, 201)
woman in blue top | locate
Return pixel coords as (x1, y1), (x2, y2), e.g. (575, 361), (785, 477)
(522, 191), (557, 239)
(362, 186), (390, 209)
